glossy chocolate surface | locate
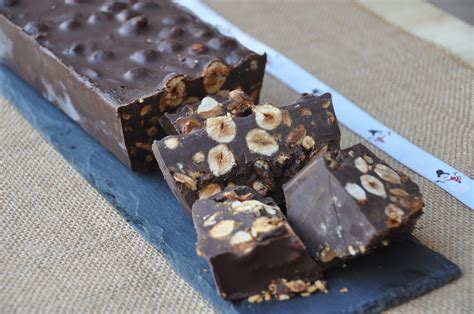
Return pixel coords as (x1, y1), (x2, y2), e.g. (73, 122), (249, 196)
(0, 0), (266, 171)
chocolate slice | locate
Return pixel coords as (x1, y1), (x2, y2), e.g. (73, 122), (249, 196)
(283, 144), (424, 267)
(159, 89), (254, 135)
(192, 186), (324, 301)
(153, 93), (341, 211)
(0, 0), (266, 171)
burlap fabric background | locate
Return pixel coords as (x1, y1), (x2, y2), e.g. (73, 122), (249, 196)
(1, 1), (473, 312)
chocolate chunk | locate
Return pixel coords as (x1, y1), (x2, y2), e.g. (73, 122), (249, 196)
(192, 186), (323, 301)
(0, 0), (266, 171)
(153, 93), (341, 211)
(283, 144), (424, 267)
(160, 89), (254, 135)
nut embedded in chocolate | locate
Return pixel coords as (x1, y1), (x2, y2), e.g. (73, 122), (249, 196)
(0, 0), (266, 171)
(192, 186), (322, 301)
(153, 93), (341, 211)
(160, 90), (255, 136)
(283, 143), (424, 268)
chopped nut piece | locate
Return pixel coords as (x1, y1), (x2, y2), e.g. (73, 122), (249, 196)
(306, 284), (318, 294)
(285, 280), (308, 293)
(360, 174), (387, 198)
(277, 294), (290, 301)
(209, 219), (235, 239)
(282, 109), (292, 127)
(302, 136), (315, 150)
(354, 156), (369, 173)
(344, 183), (367, 203)
(203, 60), (230, 94)
(263, 291), (272, 301)
(374, 164), (401, 184)
(389, 188), (409, 197)
(250, 59), (258, 71)
(252, 180), (269, 195)
(197, 96), (223, 118)
(363, 154), (374, 164)
(320, 247), (338, 263)
(385, 204), (404, 228)
(315, 280), (328, 293)
(231, 200), (264, 213)
(206, 116), (237, 143)
(147, 126), (159, 137)
(199, 183), (222, 199)
(164, 137), (179, 150)
(229, 230), (254, 246)
(285, 125), (306, 145)
(247, 294), (263, 303)
(223, 191), (252, 201)
(254, 103), (282, 130)
(208, 144), (236, 177)
(251, 216), (281, 238)
(340, 287), (348, 293)
(246, 128), (279, 156)
(326, 111), (335, 123)
(299, 108), (312, 117)
(382, 240), (389, 246)
(347, 245), (357, 256)
(140, 104), (152, 116)
(321, 99), (331, 109)
(193, 151), (205, 164)
(276, 153), (290, 165)
(203, 212), (219, 227)
(173, 172), (197, 191)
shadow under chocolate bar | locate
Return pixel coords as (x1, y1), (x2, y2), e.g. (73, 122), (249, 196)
(0, 0), (266, 171)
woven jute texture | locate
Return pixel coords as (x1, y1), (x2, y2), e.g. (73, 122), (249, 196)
(1, 0), (473, 312)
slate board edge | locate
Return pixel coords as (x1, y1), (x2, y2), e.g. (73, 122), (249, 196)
(0, 65), (461, 314)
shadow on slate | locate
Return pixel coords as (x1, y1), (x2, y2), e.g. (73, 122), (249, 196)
(0, 65), (461, 313)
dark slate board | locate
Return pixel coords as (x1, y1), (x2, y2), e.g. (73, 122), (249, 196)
(0, 65), (461, 313)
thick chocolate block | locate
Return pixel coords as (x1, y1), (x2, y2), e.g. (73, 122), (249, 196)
(160, 89), (254, 135)
(153, 93), (341, 211)
(192, 186), (324, 301)
(0, 0), (266, 171)
(283, 144), (424, 267)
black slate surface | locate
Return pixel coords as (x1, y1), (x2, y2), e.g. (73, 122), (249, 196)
(0, 65), (461, 313)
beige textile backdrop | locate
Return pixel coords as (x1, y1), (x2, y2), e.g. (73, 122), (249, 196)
(1, 0), (473, 312)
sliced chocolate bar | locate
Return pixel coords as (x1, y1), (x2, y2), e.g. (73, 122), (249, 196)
(0, 0), (266, 171)
(160, 89), (254, 135)
(153, 93), (341, 211)
(283, 144), (424, 267)
(192, 186), (324, 301)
